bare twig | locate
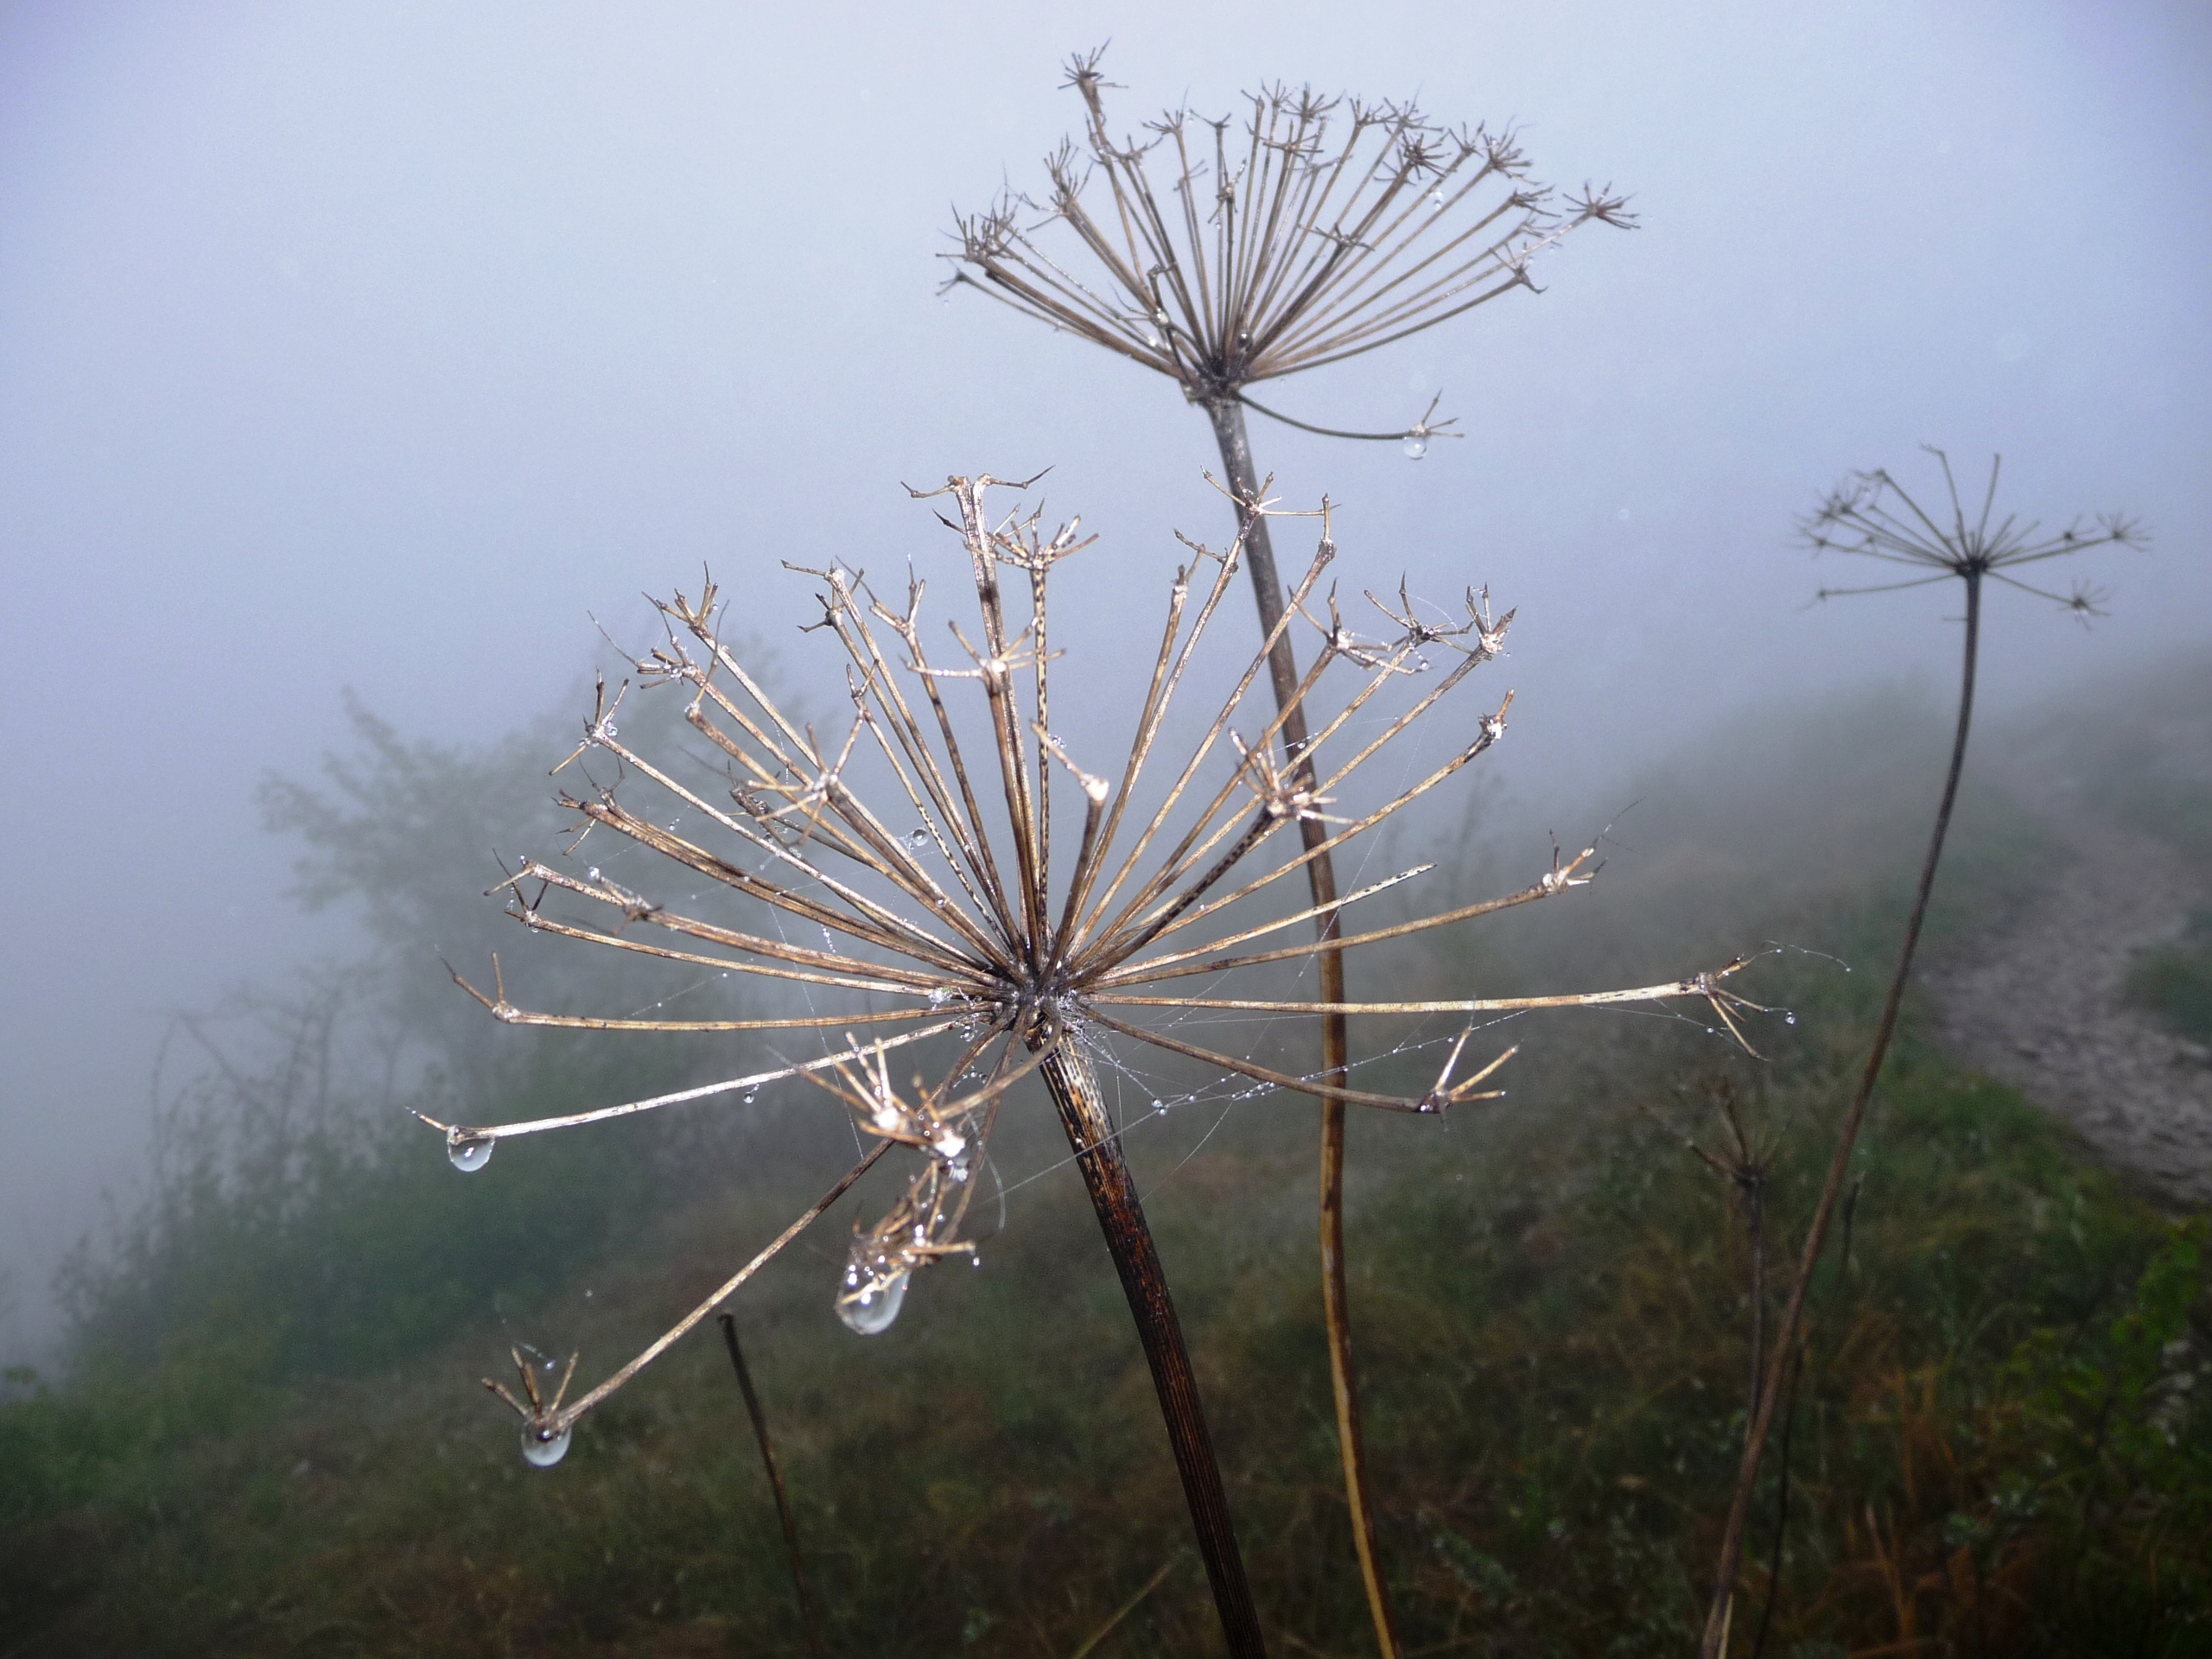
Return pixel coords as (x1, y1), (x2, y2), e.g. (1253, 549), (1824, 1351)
(717, 1314), (826, 1659)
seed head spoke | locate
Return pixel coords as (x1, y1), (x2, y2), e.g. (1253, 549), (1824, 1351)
(539, 1142), (893, 1436)
(1088, 1009), (1492, 1116)
(416, 1020), (970, 1144)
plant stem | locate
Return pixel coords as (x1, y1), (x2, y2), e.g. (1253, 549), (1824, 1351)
(716, 1313), (826, 1659)
(1749, 1336), (1806, 1659)
(1034, 1031), (1268, 1658)
(1745, 1173), (1765, 1445)
(1204, 395), (1399, 1659)
(1699, 568), (1983, 1656)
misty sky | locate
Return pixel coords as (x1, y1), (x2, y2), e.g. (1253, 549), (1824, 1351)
(3, 0), (2206, 1359)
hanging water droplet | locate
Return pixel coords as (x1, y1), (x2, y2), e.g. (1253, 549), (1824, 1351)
(1427, 188), (1446, 212)
(587, 866), (601, 881)
(1414, 652), (1432, 673)
(1145, 331), (1165, 351)
(1785, 1014), (1798, 1027)
(448, 1132), (494, 1173)
(905, 827), (931, 852)
(1150, 1098), (1163, 1112)
(836, 1270), (909, 1336)
(601, 721), (617, 738)
(1402, 432), (1429, 460)
(520, 1424), (572, 1468)
(743, 1085), (760, 1105)
(948, 1155), (972, 1184)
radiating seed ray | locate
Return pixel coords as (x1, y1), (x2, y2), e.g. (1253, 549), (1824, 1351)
(415, 1018), (967, 1142)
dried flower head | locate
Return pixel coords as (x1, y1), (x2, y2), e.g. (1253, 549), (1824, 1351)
(945, 48), (1632, 442)
(423, 476), (1760, 1459)
(1804, 445), (2145, 609)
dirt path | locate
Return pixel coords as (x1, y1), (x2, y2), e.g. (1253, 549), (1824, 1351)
(1928, 797), (2212, 1212)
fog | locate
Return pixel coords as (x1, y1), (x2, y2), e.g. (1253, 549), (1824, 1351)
(3, 0), (2206, 1362)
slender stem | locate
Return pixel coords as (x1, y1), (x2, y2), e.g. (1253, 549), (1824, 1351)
(1749, 1337), (1806, 1659)
(715, 1313), (827, 1659)
(1698, 568), (1983, 1656)
(1746, 1173), (1765, 1445)
(1033, 1030), (1268, 1658)
(1205, 395), (1399, 1659)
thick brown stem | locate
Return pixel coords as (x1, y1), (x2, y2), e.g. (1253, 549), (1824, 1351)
(716, 1313), (827, 1659)
(1034, 1031), (1268, 1659)
(1699, 569), (1983, 1656)
(1205, 396), (1398, 1658)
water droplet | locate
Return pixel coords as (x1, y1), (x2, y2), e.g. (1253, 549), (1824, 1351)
(1150, 1098), (1163, 1112)
(1414, 653), (1431, 673)
(1145, 331), (1165, 351)
(587, 867), (601, 881)
(836, 1270), (909, 1336)
(932, 1128), (967, 1160)
(743, 1086), (760, 1105)
(521, 1424), (572, 1467)
(1402, 433), (1428, 460)
(601, 722), (617, 738)
(448, 1132), (494, 1173)
(1785, 1014), (1798, 1027)
(906, 827), (931, 851)
(929, 986), (954, 1007)
(1427, 188), (1446, 212)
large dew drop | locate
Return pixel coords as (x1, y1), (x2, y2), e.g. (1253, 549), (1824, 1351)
(837, 1270), (910, 1337)
(448, 1132), (495, 1173)
(520, 1424), (572, 1468)
(1402, 433), (1429, 460)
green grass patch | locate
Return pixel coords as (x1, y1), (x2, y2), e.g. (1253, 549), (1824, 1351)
(7, 683), (2209, 1655)
(2126, 908), (2212, 1045)
(4, 958), (2205, 1656)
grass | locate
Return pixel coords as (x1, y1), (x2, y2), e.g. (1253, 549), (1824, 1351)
(5, 685), (2209, 1656)
(6, 978), (2206, 1654)
(2126, 908), (2212, 1046)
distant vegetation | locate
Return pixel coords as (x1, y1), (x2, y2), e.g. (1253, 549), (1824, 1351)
(4, 665), (2207, 1656)
(2128, 910), (2212, 1046)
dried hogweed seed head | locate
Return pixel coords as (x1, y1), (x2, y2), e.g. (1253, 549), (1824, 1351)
(944, 48), (1634, 446)
(423, 474), (1765, 1441)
